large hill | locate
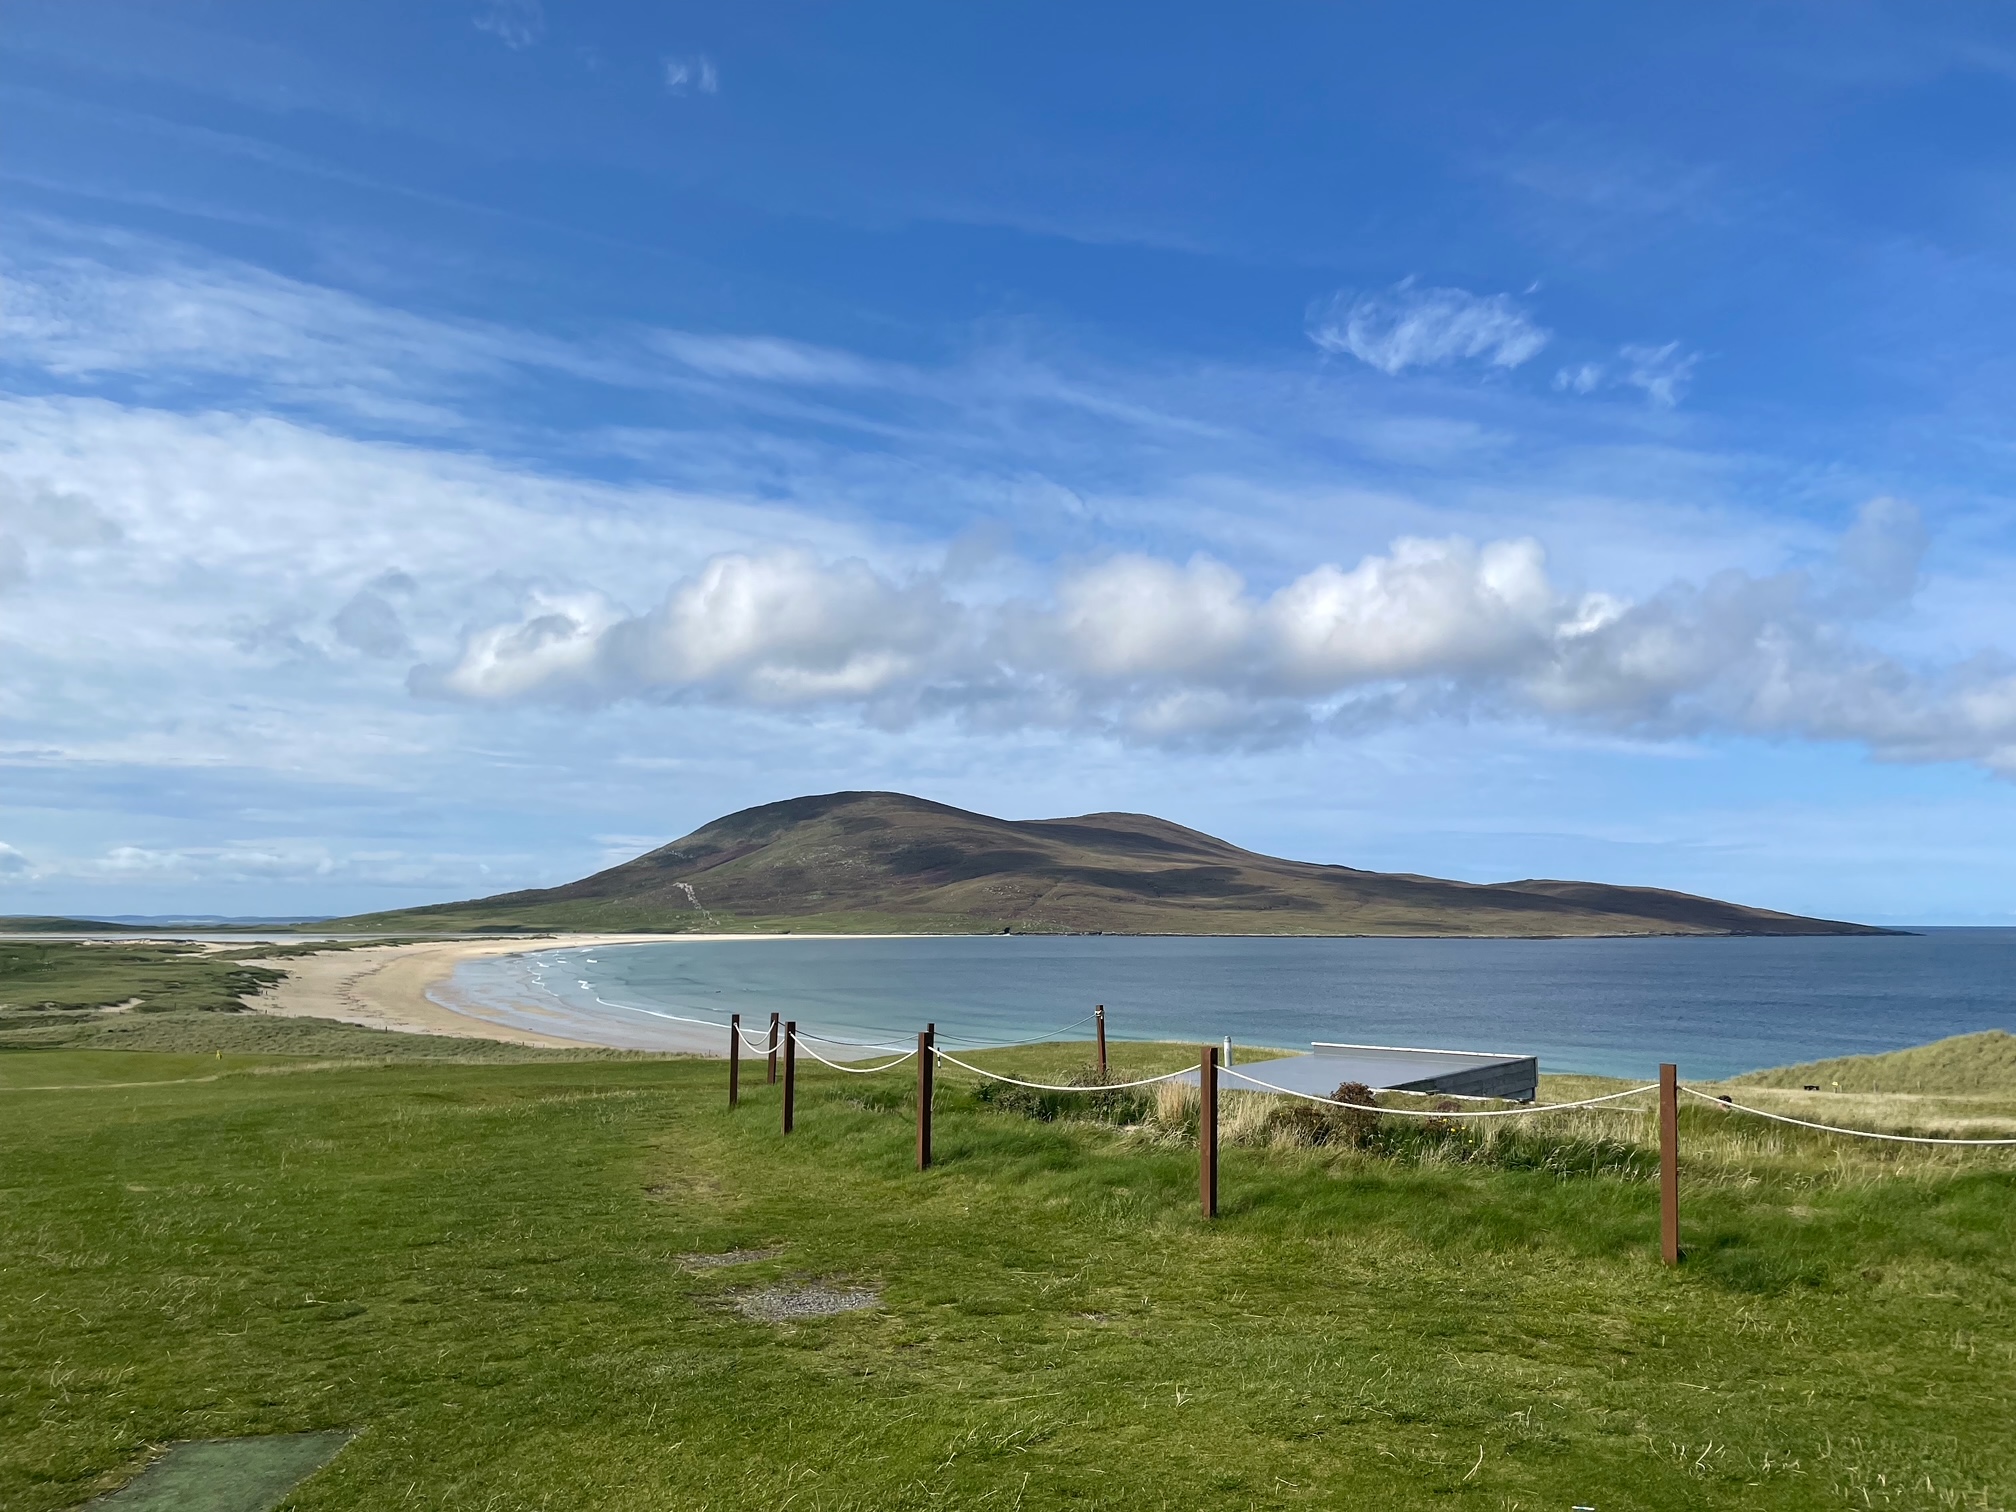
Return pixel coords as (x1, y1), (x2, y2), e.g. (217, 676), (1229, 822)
(336, 791), (1889, 938)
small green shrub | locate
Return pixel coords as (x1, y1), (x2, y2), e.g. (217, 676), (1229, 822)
(971, 1064), (1152, 1126)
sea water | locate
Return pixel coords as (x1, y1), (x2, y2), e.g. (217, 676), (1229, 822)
(438, 929), (2016, 1079)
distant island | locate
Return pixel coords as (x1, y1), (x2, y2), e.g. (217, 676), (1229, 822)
(329, 790), (1892, 938)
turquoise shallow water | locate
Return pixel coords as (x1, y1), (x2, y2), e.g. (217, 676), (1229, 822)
(438, 929), (2016, 1080)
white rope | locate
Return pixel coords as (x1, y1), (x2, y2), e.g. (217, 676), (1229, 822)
(1680, 1086), (2016, 1146)
(789, 1037), (918, 1075)
(624, 1005), (735, 1031)
(798, 1013), (1100, 1053)
(1218, 1066), (1661, 1119)
(930, 1047), (1193, 1092)
(937, 1011), (1100, 1050)
(523, 992), (1096, 1058)
(557, 1003), (917, 1058)
(791, 1026), (918, 1052)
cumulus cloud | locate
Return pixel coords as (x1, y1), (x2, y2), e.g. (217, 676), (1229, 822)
(418, 552), (961, 707)
(415, 589), (627, 701)
(410, 500), (2016, 775)
(0, 842), (32, 876)
(1309, 279), (1550, 375)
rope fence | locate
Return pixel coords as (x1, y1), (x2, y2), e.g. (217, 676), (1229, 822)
(713, 1004), (2016, 1264)
(790, 1039), (919, 1075)
(928, 1047), (1193, 1093)
(1679, 1085), (2016, 1146)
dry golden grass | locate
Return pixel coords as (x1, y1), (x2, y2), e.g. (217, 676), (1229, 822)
(1128, 1068), (2016, 1188)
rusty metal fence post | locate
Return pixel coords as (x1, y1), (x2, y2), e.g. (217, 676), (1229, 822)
(917, 1027), (935, 1170)
(783, 1021), (797, 1134)
(1659, 1062), (1679, 1264)
(767, 1012), (780, 1085)
(729, 1012), (741, 1108)
(1200, 1044), (1219, 1219)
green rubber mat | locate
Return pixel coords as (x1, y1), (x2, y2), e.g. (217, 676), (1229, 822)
(80, 1430), (353, 1510)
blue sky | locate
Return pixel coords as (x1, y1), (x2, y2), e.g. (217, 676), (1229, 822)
(5, 1), (2016, 923)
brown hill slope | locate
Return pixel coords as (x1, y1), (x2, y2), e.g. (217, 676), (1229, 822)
(337, 791), (1890, 937)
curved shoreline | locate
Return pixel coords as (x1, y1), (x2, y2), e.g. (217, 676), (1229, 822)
(249, 936), (677, 1048)
(250, 934), (896, 1051)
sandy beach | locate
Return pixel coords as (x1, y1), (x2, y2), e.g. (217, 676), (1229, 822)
(248, 931), (951, 1053)
(249, 935), (688, 1049)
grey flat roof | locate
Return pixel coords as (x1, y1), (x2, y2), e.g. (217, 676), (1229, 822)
(1181, 1043), (1538, 1101)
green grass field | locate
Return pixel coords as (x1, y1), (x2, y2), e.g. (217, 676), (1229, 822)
(2, 1020), (2013, 1512)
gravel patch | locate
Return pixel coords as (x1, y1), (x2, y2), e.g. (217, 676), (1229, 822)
(677, 1246), (786, 1272)
(728, 1283), (881, 1322)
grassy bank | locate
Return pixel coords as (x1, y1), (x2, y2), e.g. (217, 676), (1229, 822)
(2, 1030), (2012, 1511)
(0, 941), (292, 1014)
(1737, 1029), (2016, 1094)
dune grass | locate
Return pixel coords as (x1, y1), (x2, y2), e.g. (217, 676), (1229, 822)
(0, 941), (287, 1014)
(1736, 1029), (2016, 1095)
(1, 1033), (2011, 1511)
(0, 1001), (631, 1061)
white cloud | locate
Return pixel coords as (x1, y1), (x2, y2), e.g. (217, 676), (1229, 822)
(1046, 556), (1252, 680)
(1309, 279), (1550, 375)
(420, 551), (962, 706)
(474, 0), (545, 50)
(415, 590), (627, 701)
(1553, 362), (1605, 396)
(0, 841), (32, 877)
(663, 55), (720, 95)
(1620, 342), (1699, 408)
(1260, 537), (1560, 689)
(651, 332), (885, 387)
(7, 225), (2016, 848)
(34, 841), (498, 889)
(0, 474), (121, 593)
(1557, 342), (1702, 408)
(0, 237), (532, 421)
(411, 500), (2016, 775)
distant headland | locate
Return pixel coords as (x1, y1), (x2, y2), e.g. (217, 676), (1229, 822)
(324, 791), (1894, 939)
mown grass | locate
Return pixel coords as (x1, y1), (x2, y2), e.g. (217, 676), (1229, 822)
(2, 1033), (2012, 1512)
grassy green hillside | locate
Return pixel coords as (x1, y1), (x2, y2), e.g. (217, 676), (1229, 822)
(1734, 1029), (2016, 1094)
(333, 790), (1888, 938)
(2, 1027), (2011, 1511)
